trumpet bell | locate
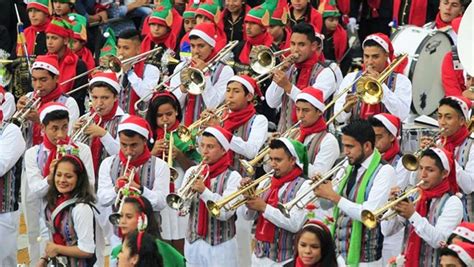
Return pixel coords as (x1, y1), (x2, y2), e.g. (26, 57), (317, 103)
(176, 125), (192, 143)
(276, 202), (291, 218)
(356, 76), (383, 105)
(206, 200), (221, 217)
(250, 46), (276, 75)
(109, 212), (121, 226)
(401, 154), (419, 171)
(170, 167), (179, 182)
(181, 68), (205, 95)
(239, 159), (255, 176)
(102, 55), (122, 73)
(166, 193), (185, 210)
(361, 210), (378, 229)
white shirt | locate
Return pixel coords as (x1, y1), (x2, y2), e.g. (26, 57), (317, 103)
(127, 64), (161, 101)
(334, 72), (412, 124)
(69, 203), (96, 253)
(24, 142), (95, 199)
(97, 155), (170, 211)
(171, 62), (234, 110)
(0, 123), (26, 176)
(303, 132), (340, 177)
(454, 138), (474, 194)
(230, 114), (268, 160)
(1, 92), (15, 122)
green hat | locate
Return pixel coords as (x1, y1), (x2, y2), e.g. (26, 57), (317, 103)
(52, 0), (75, 4)
(319, 0), (340, 18)
(100, 28), (117, 57)
(245, 0), (277, 27)
(27, 0), (52, 15)
(69, 13), (87, 42)
(149, 6), (174, 27)
(270, 0), (288, 26)
(278, 137), (309, 175)
(45, 17), (73, 38)
(195, 0), (221, 24)
(183, 0), (200, 19)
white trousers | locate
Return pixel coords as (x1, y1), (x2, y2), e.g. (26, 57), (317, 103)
(382, 228), (404, 266)
(236, 217), (252, 267)
(0, 211), (19, 266)
(185, 238), (238, 267)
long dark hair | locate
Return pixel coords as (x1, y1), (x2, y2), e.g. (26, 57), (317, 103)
(294, 223), (338, 267)
(45, 156), (95, 207)
(123, 196), (161, 239)
(145, 94), (182, 136)
(126, 231), (164, 267)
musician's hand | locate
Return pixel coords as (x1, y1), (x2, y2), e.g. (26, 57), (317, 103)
(192, 177), (206, 193)
(394, 200), (416, 219)
(45, 242), (59, 257)
(16, 95), (28, 110)
(35, 258), (48, 267)
(201, 109), (220, 127)
(311, 173), (323, 182)
(47, 159), (59, 184)
(245, 197), (267, 212)
(85, 123), (107, 138)
(191, 56), (207, 71)
(313, 181), (341, 204)
(420, 136), (435, 149)
(115, 176), (129, 192)
(273, 69), (292, 94)
(366, 65), (380, 80)
(240, 177), (252, 187)
(343, 93), (358, 113)
(151, 139), (167, 157)
(171, 145), (179, 159)
(122, 62), (132, 74)
(389, 186), (402, 201)
(462, 89), (474, 100)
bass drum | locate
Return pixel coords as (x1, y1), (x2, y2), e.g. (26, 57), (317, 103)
(391, 26), (453, 116)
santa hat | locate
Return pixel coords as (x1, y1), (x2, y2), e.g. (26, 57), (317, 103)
(245, 0), (277, 27)
(453, 222), (474, 243)
(448, 241), (474, 266)
(429, 147), (454, 173)
(183, 0), (200, 19)
(303, 219), (331, 233)
(118, 115), (153, 141)
(373, 113), (401, 137)
(27, 0), (52, 15)
(38, 102), (68, 123)
(69, 13), (87, 42)
(228, 75), (263, 99)
(45, 17), (73, 38)
(32, 55), (60, 75)
(100, 28), (117, 57)
(189, 22), (217, 48)
(321, 0), (341, 18)
(89, 72), (121, 94)
(195, 0), (221, 24)
(363, 33), (394, 60)
(278, 137), (309, 175)
(203, 126), (233, 151)
(149, 6), (174, 27)
(296, 87), (325, 112)
(446, 96), (472, 120)
(270, 0), (288, 26)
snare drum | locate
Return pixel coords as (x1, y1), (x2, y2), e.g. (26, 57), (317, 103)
(391, 26), (453, 116)
(401, 125), (438, 154)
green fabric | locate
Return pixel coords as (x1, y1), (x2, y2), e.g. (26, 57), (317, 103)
(51, 17), (72, 30)
(167, 131), (201, 163)
(100, 28), (117, 57)
(330, 150), (382, 266)
(151, 7), (172, 21)
(323, 10), (340, 18)
(54, 0), (74, 4)
(197, 2), (220, 18)
(288, 139), (309, 176)
(69, 13), (87, 41)
(111, 239), (186, 267)
(28, 0), (51, 9)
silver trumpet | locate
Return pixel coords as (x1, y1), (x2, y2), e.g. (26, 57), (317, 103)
(71, 110), (102, 143)
(9, 95), (41, 128)
(277, 158), (348, 218)
(109, 156), (139, 225)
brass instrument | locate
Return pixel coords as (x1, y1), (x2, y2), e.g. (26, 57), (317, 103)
(166, 159), (209, 215)
(9, 95), (41, 128)
(401, 128), (445, 171)
(277, 159), (348, 218)
(325, 54), (408, 125)
(207, 170), (275, 217)
(254, 53), (300, 84)
(361, 181), (424, 229)
(70, 110), (102, 143)
(162, 124), (179, 182)
(239, 121), (301, 176)
(249, 46), (291, 75)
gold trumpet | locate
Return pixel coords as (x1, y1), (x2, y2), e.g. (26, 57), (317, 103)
(361, 181), (424, 229)
(9, 95), (41, 128)
(254, 53), (300, 84)
(277, 158), (348, 218)
(70, 110), (102, 143)
(239, 121), (301, 176)
(249, 46), (291, 75)
(401, 128), (446, 171)
(162, 124), (179, 182)
(207, 170), (275, 217)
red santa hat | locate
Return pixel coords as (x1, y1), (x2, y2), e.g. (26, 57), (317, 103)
(228, 75), (263, 100)
(118, 115), (153, 141)
(363, 33), (394, 60)
(202, 126), (233, 151)
(448, 241), (474, 266)
(45, 17), (73, 38)
(189, 22), (217, 48)
(446, 96), (472, 120)
(32, 55), (60, 75)
(373, 113), (401, 137)
(303, 219), (331, 233)
(453, 222), (474, 243)
(38, 102), (68, 123)
(89, 72), (121, 94)
(296, 87), (325, 112)
(430, 147), (453, 173)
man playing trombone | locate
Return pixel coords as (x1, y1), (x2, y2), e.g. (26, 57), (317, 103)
(313, 119), (395, 266)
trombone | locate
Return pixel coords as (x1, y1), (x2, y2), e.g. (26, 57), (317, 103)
(401, 128), (446, 171)
(207, 170), (274, 217)
(239, 121), (301, 176)
(325, 54), (408, 125)
(253, 53), (300, 84)
(8, 95), (41, 128)
(249, 46), (291, 75)
(277, 158), (348, 218)
(70, 110), (102, 143)
(361, 181), (424, 229)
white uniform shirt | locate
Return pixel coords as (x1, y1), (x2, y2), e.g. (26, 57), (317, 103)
(454, 139), (474, 194)
(230, 114), (268, 160)
(1, 92), (15, 122)
(94, 107), (128, 157)
(0, 123), (26, 176)
(127, 64), (161, 101)
(303, 132), (340, 177)
(69, 203), (96, 253)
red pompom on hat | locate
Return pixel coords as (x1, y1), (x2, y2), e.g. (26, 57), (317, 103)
(373, 113), (401, 137)
(453, 222), (474, 243)
(228, 75), (264, 100)
(189, 22), (217, 48)
(89, 72), (121, 94)
(202, 126), (233, 151)
(38, 102), (68, 123)
(32, 54), (60, 75)
(118, 115), (154, 141)
(296, 86), (325, 112)
(448, 241), (474, 266)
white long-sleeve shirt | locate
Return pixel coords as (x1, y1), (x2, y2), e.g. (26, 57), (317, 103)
(127, 64), (161, 101)
(171, 62), (234, 110)
(454, 138), (474, 194)
(1, 92), (15, 122)
(229, 114), (268, 160)
(303, 132), (340, 177)
(97, 155), (170, 211)
(87, 107), (128, 157)
(0, 123), (25, 176)
(334, 72), (412, 124)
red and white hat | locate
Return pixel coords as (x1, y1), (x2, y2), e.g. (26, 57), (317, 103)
(363, 33), (394, 60)
(189, 22), (217, 48)
(446, 96), (472, 120)
(453, 222), (474, 243)
(228, 75), (263, 99)
(448, 241), (474, 266)
(38, 102), (68, 123)
(118, 115), (153, 140)
(296, 87), (325, 112)
(89, 72), (121, 94)
(202, 126), (233, 151)
(32, 55), (60, 75)
(373, 113), (401, 137)
(430, 147), (453, 173)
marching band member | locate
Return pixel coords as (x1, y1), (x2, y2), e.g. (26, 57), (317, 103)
(448, 222), (474, 245)
(295, 87), (339, 176)
(314, 119), (395, 266)
(220, 0), (249, 42)
(268, 1), (291, 51)
(16, 54), (79, 147)
(239, 137), (312, 266)
(180, 126), (241, 267)
(52, 0), (74, 19)
(171, 23), (234, 126)
(334, 33), (412, 124)
(22, 103), (94, 265)
(439, 241), (474, 267)
(381, 148), (463, 267)
(0, 102), (26, 266)
(423, 0), (466, 38)
(178, 1), (199, 60)
(441, 18), (467, 97)
(142, 7), (178, 54)
(288, 0), (322, 32)
(23, 0), (51, 56)
(266, 23), (338, 132)
(118, 232), (165, 267)
(38, 155), (96, 267)
(69, 13), (95, 71)
(97, 115), (170, 246)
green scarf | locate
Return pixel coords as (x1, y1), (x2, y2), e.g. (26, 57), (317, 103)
(167, 131), (201, 163)
(330, 150), (381, 266)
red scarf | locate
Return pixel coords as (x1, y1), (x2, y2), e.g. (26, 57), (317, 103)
(298, 117), (327, 142)
(255, 167), (302, 242)
(118, 146), (152, 184)
(155, 120), (180, 141)
(42, 135), (73, 177)
(223, 104), (256, 132)
(295, 256), (321, 267)
(0, 87), (5, 122)
(24, 18), (51, 55)
(404, 178), (451, 266)
(90, 101), (119, 175)
(51, 193), (71, 246)
(32, 87), (65, 145)
(393, 0), (427, 26)
(367, 0), (381, 18)
(55, 48), (79, 93)
(435, 12), (451, 29)
(238, 30), (273, 65)
(75, 46), (95, 71)
(383, 140), (400, 163)
(440, 126), (470, 154)
(197, 155), (231, 236)
(332, 24), (348, 62)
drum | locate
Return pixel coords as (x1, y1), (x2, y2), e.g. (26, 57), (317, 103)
(391, 26), (453, 116)
(401, 124), (438, 154)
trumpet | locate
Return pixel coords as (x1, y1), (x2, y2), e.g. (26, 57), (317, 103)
(249, 46), (291, 75)
(277, 159), (348, 218)
(70, 111), (102, 143)
(361, 181), (424, 229)
(166, 159), (209, 215)
(9, 96), (41, 128)
(162, 124), (179, 182)
(254, 53), (300, 84)
(207, 170), (274, 217)
(401, 128), (446, 171)
(239, 121), (301, 176)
